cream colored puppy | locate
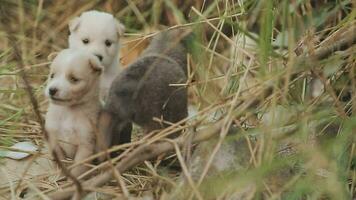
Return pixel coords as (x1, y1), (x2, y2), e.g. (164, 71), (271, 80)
(68, 10), (125, 101)
(45, 49), (103, 177)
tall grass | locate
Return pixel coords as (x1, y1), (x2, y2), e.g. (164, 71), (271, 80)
(0, 0), (355, 199)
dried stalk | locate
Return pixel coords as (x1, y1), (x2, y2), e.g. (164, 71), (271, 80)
(8, 38), (84, 199)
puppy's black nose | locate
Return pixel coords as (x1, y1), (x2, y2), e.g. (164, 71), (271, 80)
(95, 54), (103, 61)
(49, 88), (58, 96)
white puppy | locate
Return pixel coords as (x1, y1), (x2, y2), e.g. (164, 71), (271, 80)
(45, 49), (103, 177)
(68, 10), (125, 101)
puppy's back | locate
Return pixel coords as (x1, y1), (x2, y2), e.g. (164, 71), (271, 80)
(107, 29), (189, 133)
(111, 56), (186, 130)
(141, 28), (191, 74)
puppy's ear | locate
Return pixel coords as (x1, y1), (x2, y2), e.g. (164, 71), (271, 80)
(89, 56), (104, 74)
(115, 20), (125, 37)
(68, 17), (81, 33)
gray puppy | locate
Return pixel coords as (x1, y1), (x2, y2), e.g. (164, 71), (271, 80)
(101, 29), (189, 145)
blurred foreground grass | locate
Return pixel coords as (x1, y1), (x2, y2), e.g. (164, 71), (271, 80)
(0, 0), (355, 199)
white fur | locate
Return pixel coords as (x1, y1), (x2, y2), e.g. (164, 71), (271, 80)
(68, 10), (125, 101)
(45, 49), (103, 177)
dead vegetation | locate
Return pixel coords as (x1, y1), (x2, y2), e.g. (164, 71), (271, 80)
(0, 0), (355, 199)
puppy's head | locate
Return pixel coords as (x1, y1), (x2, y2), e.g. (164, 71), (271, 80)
(45, 49), (103, 106)
(105, 68), (140, 120)
(68, 10), (125, 68)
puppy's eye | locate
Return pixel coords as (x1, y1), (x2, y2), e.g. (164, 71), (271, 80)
(82, 38), (89, 44)
(50, 73), (55, 79)
(69, 75), (80, 84)
(105, 40), (112, 47)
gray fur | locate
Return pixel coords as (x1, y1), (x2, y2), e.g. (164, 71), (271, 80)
(104, 29), (189, 143)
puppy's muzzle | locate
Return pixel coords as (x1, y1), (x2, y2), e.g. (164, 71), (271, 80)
(95, 54), (103, 62)
(49, 87), (58, 96)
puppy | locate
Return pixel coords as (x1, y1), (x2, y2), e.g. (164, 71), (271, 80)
(100, 29), (190, 144)
(45, 49), (103, 177)
(68, 10), (125, 101)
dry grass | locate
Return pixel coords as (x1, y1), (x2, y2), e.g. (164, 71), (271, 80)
(0, 0), (355, 199)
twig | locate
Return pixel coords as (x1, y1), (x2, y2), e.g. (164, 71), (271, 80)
(313, 25), (356, 60)
(47, 22), (356, 199)
(169, 139), (203, 200)
(7, 37), (84, 199)
(192, 58), (252, 198)
(48, 80), (271, 199)
(295, 25), (356, 68)
(48, 120), (223, 199)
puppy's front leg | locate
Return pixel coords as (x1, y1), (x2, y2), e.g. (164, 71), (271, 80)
(71, 145), (93, 177)
(47, 133), (66, 161)
(53, 144), (66, 161)
(97, 111), (113, 162)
